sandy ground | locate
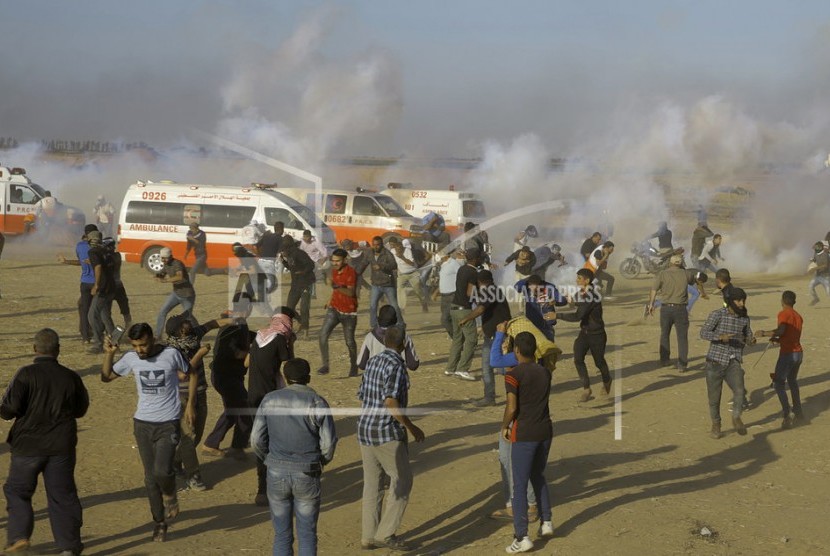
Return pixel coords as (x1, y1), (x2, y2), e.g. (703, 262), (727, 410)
(0, 239), (829, 555)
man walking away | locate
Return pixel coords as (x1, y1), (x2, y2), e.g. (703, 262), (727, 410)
(279, 239), (317, 338)
(358, 326), (425, 552)
(808, 241), (830, 306)
(155, 247), (196, 341)
(101, 323), (196, 542)
(756, 291), (805, 429)
(2, 329), (89, 556)
(185, 222), (211, 284)
(699, 288), (755, 438)
(368, 236), (402, 328)
(357, 305), (420, 372)
(252, 359), (337, 556)
(501, 332), (554, 554)
(318, 249), (359, 377)
(444, 248), (481, 381)
(647, 254), (690, 372)
(87, 230), (116, 354)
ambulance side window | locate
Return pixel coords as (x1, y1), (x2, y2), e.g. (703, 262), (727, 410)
(11, 185), (38, 204)
(354, 196), (381, 216)
(265, 207), (303, 230)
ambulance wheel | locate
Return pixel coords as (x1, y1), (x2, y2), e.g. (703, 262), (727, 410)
(142, 246), (165, 274)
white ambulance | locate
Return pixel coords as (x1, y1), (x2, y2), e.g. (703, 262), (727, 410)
(382, 183), (487, 234)
(0, 166), (85, 237)
(117, 181), (336, 272)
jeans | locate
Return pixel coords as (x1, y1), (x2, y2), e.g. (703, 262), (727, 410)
(133, 419), (180, 523)
(189, 254), (209, 284)
(3, 454), (83, 553)
(497, 434), (536, 507)
(88, 292), (114, 348)
(445, 309), (477, 374)
(809, 274), (830, 302)
(573, 331), (611, 389)
(78, 282), (94, 341)
(156, 292), (195, 340)
(773, 352), (803, 417)
(659, 304), (689, 367)
(511, 439), (553, 538)
(440, 293), (454, 338)
(175, 391), (209, 477)
(205, 376), (252, 450)
(705, 359), (746, 423)
(481, 336), (500, 401)
(397, 272), (425, 311)
(287, 280), (313, 329)
(698, 258), (718, 274)
(318, 308), (357, 374)
(267, 467), (321, 556)
(360, 441), (412, 544)
(369, 286), (403, 328)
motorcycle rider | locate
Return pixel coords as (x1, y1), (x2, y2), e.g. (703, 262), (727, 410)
(647, 221), (674, 257)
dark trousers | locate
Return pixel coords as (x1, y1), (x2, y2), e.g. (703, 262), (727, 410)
(773, 352), (803, 417)
(175, 391), (209, 477)
(133, 419), (180, 523)
(659, 304), (689, 367)
(573, 330), (611, 389)
(113, 282), (131, 320)
(78, 283), (94, 341)
(205, 377), (252, 450)
(594, 269), (615, 295)
(88, 293), (115, 348)
(511, 439), (553, 539)
(3, 454), (83, 553)
(287, 280), (314, 328)
(319, 308), (358, 373)
(440, 293), (454, 338)
(249, 393), (269, 496)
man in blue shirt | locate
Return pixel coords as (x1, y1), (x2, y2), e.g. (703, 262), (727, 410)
(421, 211), (448, 245)
(514, 275), (567, 341)
(58, 224), (98, 344)
(251, 358), (337, 556)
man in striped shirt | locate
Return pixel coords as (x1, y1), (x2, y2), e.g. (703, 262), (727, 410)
(357, 326), (425, 552)
(700, 287), (755, 439)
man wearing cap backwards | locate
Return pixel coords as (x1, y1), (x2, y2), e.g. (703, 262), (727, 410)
(58, 224), (99, 344)
(251, 358), (337, 556)
(700, 288), (755, 438)
(155, 247), (196, 341)
(647, 254), (690, 372)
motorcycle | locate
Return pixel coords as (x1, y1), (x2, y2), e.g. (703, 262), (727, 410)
(619, 241), (684, 278)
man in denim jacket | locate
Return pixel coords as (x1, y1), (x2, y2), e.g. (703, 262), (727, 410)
(251, 358), (337, 556)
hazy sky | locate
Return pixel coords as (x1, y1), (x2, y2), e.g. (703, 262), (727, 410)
(3, 1), (830, 157)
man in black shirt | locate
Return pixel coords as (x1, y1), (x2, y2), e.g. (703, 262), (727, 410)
(648, 221), (674, 254)
(459, 270), (511, 406)
(256, 221), (285, 259)
(445, 248), (481, 382)
(87, 230), (116, 354)
(279, 239), (317, 337)
(558, 268), (612, 402)
(103, 237), (132, 333)
(1, 329), (89, 556)
(368, 236), (401, 328)
(580, 232), (602, 261)
(185, 223), (211, 284)
(155, 247), (197, 341)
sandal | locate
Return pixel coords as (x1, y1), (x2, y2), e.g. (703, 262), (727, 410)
(164, 496), (180, 520)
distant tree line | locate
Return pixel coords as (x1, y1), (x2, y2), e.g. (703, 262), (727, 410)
(0, 137), (153, 154)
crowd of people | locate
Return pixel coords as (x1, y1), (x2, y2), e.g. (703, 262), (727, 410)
(0, 211), (818, 555)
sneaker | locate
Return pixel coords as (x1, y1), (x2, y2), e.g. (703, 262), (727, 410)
(317, 366), (330, 375)
(455, 371), (478, 381)
(603, 295), (615, 301)
(3, 539), (31, 553)
(200, 446), (225, 458)
(781, 415), (793, 430)
(474, 397), (496, 407)
(186, 474), (207, 491)
(539, 521), (555, 538)
(152, 521), (167, 542)
(254, 493), (269, 507)
(374, 535), (413, 552)
(86, 344), (103, 354)
(505, 536), (533, 553)
(444, 370), (456, 376)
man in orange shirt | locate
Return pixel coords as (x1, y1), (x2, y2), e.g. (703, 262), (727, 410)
(756, 290), (804, 429)
(318, 249), (359, 377)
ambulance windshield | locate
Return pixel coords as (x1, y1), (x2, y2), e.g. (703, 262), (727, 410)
(375, 195), (409, 217)
(463, 200), (486, 218)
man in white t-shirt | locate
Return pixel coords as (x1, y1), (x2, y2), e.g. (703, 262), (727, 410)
(389, 238), (427, 312)
(101, 323), (195, 543)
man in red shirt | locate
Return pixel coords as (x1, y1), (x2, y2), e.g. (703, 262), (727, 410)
(756, 290), (804, 429)
(318, 248), (359, 377)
